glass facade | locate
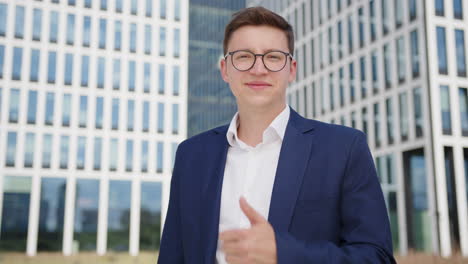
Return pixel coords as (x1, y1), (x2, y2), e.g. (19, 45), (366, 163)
(74, 179), (99, 251)
(108, 180), (131, 251)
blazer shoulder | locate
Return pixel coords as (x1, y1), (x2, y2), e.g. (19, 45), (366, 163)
(307, 118), (366, 146)
(177, 125), (229, 151)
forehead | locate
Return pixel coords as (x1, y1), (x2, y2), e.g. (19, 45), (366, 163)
(227, 25), (289, 52)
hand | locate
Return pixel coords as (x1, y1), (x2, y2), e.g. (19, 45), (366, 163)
(219, 197), (277, 264)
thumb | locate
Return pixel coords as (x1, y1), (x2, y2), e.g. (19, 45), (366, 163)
(240, 196), (266, 225)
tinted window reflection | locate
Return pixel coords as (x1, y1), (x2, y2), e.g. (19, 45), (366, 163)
(140, 182), (162, 251)
(108, 180), (131, 251)
(38, 177), (66, 251)
(0, 176), (32, 251)
(74, 179), (99, 251)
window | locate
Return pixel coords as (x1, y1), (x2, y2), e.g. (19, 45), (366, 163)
(30, 49), (40, 82)
(95, 97), (103, 129)
(9, 89), (20, 123)
(15, 6), (25, 39)
(83, 16), (91, 47)
(62, 94), (71, 127)
(32, 9), (42, 41)
(414, 87), (423, 138)
(81, 55), (89, 87)
(49, 11), (58, 43)
(351, 111), (356, 128)
(0, 45), (4, 78)
(371, 51), (379, 94)
(109, 139), (118, 171)
(159, 27), (166, 56)
(360, 56), (366, 99)
(437, 27), (448, 75)
(126, 140), (133, 171)
(79, 95), (88, 128)
(144, 63), (151, 93)
(382, 0), (389, 35)
(66, 14), (75, 45)
(141, 141), (149, 172)
(174, 28), (180, 58)
(399, 92), (409, 141)
(12, 47), (23, 80)
(436, 0), (444, 16)
(459, 88), (468, 136)
(115, 0), (122, 12)
(369, 0), (377, 41)
(349, 62), (355, 103)
(112, 98), (119, 130)
(107, 181), (131, 251)
(160, 0), (166, 19)
(396, 37), (406, 83)
(127, 100), (134, 131)
(172, 104), (179, 134)
(145, 0), (152, 17)
(329, 73), (335, 111)
(69, 0), (76, 5)
(47, 51), (57, 83)
(173, 66), (180, 95)
(328, 27), (333, 64)
(84, 0), (92, 8)
(454, 0), (463, 19)
(131, 0), (137, 15)
(99, 19), (107, 49)
(93, 137), (102, 170)
(77, 136), (86, 169)
(0, 4), (7, 37)
(6, 132), (17, 167)
(410, 30), (420, 78)
(144, 25), (152, 54)
(395, 0), (403, 28)
(100, 0), (107, 10)
(347, 15), (353, 54)
(362, 107), (368, 137)
(128, 61), (135, 91)
(130, 23), (137, 53)
(157, 142), (164, 173)
(440, 85), (452, 135)
(310, 0), (315, 30)
(409, 0), (417, 20)
(97, 57), (105, 88)
(59, 135), (69, 169)
(339, 67), (344, 106)
(113, 59), (121, 90)
(175, 0), (181, 21)
(337, 21), (343, 59)
(143, 101), (150, 132)
(158, 64), (165, 94)
(158, 103), (164, 133)
(358, 7), (365, 48)
(24, 133), (35, 168)
(386, 98), (394, 144)
(455, 29), (467, 77)
(45, 92), (55, 126)
(114, 21), (122, 51)
(374, 103), (381, 148)
(64, 53), (73, 85)
(74, 179), (99, 250)
(42, 134), (52, 168)
(27, 91), (38, 124)
(384, 44), (392, 89)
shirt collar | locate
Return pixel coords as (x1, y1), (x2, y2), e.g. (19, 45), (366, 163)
(226, 105), (290, 148)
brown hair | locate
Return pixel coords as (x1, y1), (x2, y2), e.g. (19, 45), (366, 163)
(223, 7), (295, 56)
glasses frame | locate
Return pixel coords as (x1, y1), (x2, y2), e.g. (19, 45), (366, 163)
(224, 50), (293, 72)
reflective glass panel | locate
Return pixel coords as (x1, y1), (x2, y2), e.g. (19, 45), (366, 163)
(74, 179), (99, 251)
(140, 182), (162, 250)
(27, 90), (37, 124)
(32, 9), (42, 41)
(108, 180), (131, 251)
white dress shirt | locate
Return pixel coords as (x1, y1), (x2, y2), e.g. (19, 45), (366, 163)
(216, 106), (290, 264)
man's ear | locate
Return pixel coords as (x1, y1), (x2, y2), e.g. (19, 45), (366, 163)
(288, 58), (297, 83)
(220, 58), (229, 83)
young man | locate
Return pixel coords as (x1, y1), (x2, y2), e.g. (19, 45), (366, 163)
(159, 7), (396, 264)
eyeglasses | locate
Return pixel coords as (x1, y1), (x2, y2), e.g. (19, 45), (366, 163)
(224, 50), (293, 72)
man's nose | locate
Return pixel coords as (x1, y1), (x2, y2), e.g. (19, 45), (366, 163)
(249, 56), (269, 74)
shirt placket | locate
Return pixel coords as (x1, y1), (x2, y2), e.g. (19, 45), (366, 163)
(239, 147), (258, 228)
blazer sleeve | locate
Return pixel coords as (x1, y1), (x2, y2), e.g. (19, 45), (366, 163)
(158, 145), (185, 264)
(275, 133), (396, 264)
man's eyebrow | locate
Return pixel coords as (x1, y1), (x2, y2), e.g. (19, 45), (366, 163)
(235, 48), (285, 53)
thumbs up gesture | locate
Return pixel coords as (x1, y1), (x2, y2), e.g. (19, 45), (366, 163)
(219, 197), (277, 264)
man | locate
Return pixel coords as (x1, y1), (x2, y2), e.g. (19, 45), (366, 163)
(159, 6), (396, 264)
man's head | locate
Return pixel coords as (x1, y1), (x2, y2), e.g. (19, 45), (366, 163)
(221, 7), (297, 112)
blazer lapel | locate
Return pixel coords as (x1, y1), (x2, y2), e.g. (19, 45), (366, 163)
(200, 126), (229, 264)
(268, 109), (315, 232)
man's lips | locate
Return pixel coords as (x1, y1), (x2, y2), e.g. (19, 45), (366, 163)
(245, 81), (272, 89)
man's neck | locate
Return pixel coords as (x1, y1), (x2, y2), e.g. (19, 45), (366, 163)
(237, 103), (286, 147)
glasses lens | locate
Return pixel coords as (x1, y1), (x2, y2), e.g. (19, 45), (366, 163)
(263, 51), (287, 72)
(232, 51), (255, 71)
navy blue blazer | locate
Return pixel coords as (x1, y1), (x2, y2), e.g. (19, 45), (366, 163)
(158, 109), (396, 263)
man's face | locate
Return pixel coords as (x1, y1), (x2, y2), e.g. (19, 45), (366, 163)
(220, 25), (297, 111)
